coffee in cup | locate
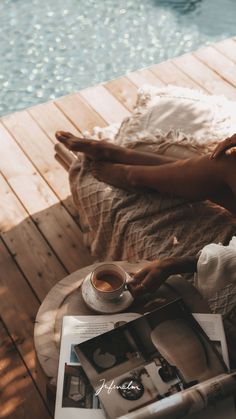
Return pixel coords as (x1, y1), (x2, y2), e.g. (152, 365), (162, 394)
(91, 264), (127, 301)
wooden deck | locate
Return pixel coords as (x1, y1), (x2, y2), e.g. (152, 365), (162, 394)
(1, 37), (236, 418)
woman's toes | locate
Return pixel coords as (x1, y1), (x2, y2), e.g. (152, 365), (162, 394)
(55, 131), (73, 146)
(55, 131), (82, 151)
(55, 131), (72, 140)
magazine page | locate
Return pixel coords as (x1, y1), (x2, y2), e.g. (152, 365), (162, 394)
(74, 299), (229, 419)
(54, 313), (140, 419)
(193, 313), (230, 369)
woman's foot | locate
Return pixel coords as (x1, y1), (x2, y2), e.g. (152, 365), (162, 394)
(91, 161), (129, 188)
(91, 161), (146, 193)
(55, 130), (125, 161)
(55, 131), (101, 157)
(55, 131), (176, 166)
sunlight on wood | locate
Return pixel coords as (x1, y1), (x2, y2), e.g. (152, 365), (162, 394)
(0, 397), (22, 417)
(1, 362), (28, 387)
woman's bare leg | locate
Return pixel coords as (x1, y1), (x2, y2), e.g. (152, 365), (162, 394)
(56, 131), (236, 212)
(92, 154), (236, 212)
(55, 131), (176, 166)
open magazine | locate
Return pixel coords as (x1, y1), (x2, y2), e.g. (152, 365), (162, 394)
(54, 299), (236, 419)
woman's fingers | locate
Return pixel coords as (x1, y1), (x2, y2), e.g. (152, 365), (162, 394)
(127, 264), (167, 297)
(127, 266), (150, 297)
(226, 146), (236, 155)
(132, 266), (151, 283)
(211, 135), (236, 159)
(141, 269), (167, 292)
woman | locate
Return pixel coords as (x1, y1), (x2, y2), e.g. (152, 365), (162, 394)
(55, 130), (236, 295)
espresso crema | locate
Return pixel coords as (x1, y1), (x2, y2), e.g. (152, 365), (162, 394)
(93, 271), (123, 292)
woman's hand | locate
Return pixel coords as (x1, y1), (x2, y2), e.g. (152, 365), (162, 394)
(127, 259), (174, 298)
(210, 134), (236, 159)
(127, 256), (198, 298)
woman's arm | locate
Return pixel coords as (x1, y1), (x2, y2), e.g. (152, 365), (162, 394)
(211, 133), (236, 159)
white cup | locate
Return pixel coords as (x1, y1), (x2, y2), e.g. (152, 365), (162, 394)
(90, 264), (128, 301)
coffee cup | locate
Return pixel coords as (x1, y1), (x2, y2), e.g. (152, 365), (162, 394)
(90, 264), (128, 301)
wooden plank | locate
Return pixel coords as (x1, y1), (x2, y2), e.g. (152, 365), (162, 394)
(55, 92), (107, 133)
(2, 111), (72, 204)
(28, 101), (80, 144)
(0, 122), (57, 213)
(127, 67), (165, 87)
(27, 103), (81, 220)
(194, 46), (236, 87)
(213, 38), (236, 64)
(2, 110), (80, 222)
(80, 84), (130, 124)
(34, 204), (94, 272)
(54, 143), (76, 169)
(0, 239), (49, 403)
(150, 59), (203, 90)
(0, 320), (51, 419)
(0, 175), (67, 299)
(105, 76), (138, 112)
(0, 123), (93, 273)
(173, 53), (236, 100)
(106, 69), (164, 114)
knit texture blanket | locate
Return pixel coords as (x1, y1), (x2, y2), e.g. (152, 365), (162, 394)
(69, 85), (236, 314)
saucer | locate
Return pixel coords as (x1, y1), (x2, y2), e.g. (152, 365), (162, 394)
(81, 274), (134, 314)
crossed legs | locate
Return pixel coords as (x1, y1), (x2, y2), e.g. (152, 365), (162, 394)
(55, 131), (176, 166)
(55, 131), (236, 214)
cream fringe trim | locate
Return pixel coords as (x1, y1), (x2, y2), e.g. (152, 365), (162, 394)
(82, 85), (236, 156)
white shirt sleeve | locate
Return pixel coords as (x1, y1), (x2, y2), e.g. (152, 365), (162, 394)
(195, 237), (236, 298)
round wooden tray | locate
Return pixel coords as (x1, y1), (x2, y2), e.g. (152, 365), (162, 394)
(34, 261), (209, 381)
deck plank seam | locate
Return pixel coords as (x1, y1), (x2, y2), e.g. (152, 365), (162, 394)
(25, 109), (83, 227)
(0, 316), (53, 417)
(104, 75), (140, 112)
(212, 44), (236, 64)
(0, 236), (54, 410)
(192, 51), (236, 89)
(54, 94), (107, 133)
(27, 105), (82, 145)
(124, 74), (141, 89)
(1, 117), (69, 202)
(104, 82), (134, 113)
(125, 68), (162, 87)
(147, 60), (198, 89)
(139, 67), (167, 86)
(172, 58), (211, 94)
(0, 170), (70, 281)
(0, 235), (42, 305)
(0, 119), (83, 243)
(79, 86), (130, 124)
(171, 58), (211, 92)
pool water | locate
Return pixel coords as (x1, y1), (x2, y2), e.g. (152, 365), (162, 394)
(0, 0), (236, 116)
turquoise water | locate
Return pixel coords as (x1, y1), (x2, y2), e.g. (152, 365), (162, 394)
(0, 0), (236, 116)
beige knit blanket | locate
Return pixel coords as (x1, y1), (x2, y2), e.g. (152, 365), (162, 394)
(69, 85), (236, 314)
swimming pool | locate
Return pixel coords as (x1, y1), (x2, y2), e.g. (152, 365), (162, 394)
(1, 0), (236, 116)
